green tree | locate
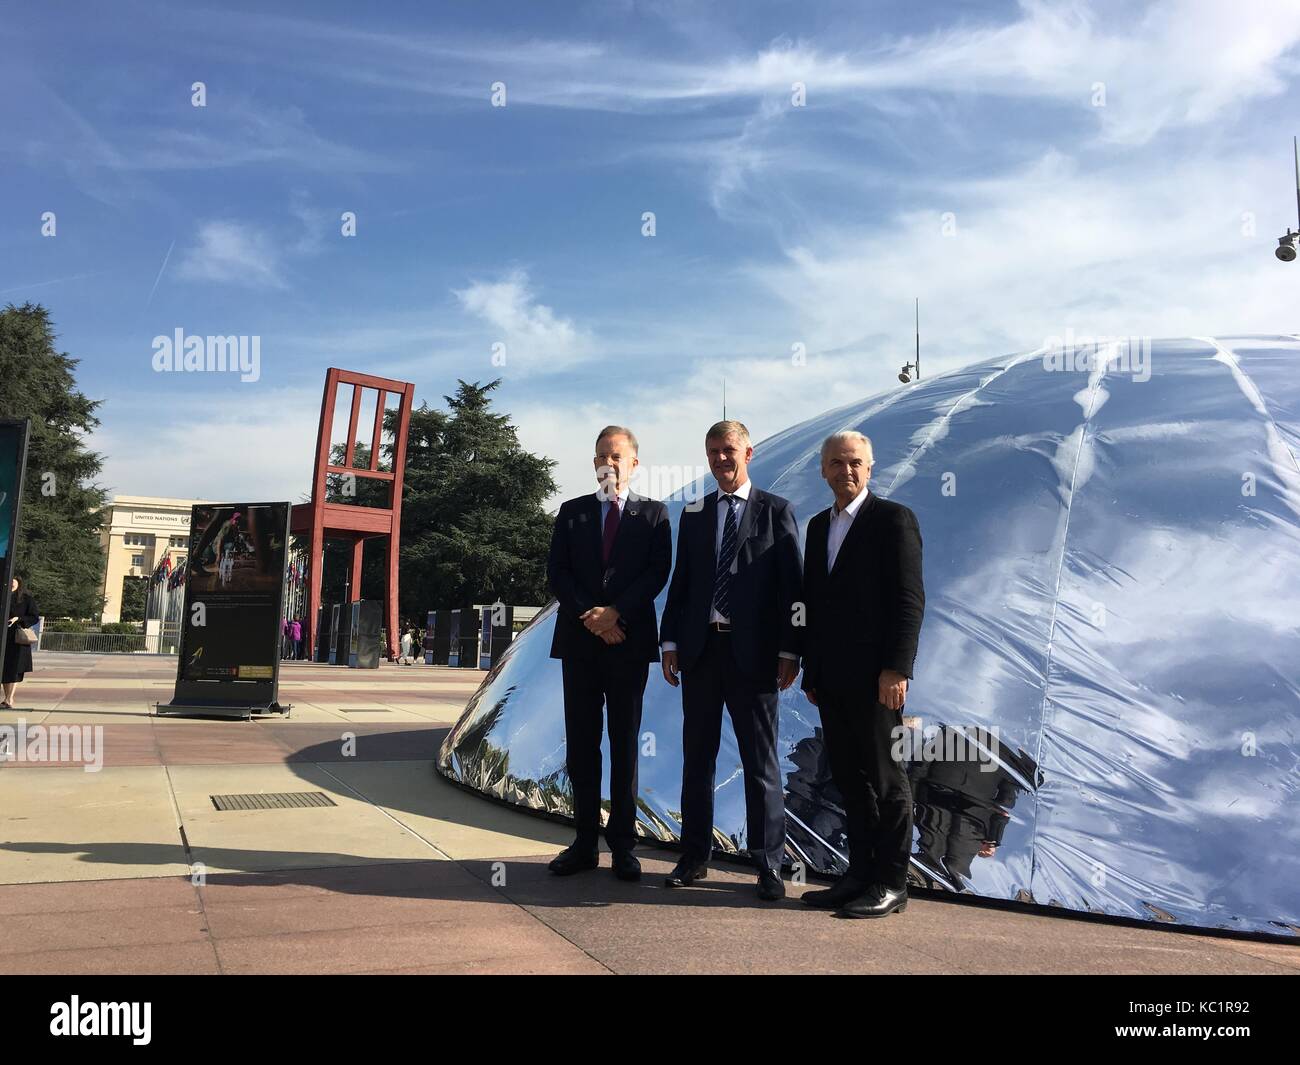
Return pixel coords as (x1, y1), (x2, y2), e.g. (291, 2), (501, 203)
(119, 575), (148, 623)
(324, 440), (388, 507)
(0, 303), (107, 617)
(394, 380), (557, 613)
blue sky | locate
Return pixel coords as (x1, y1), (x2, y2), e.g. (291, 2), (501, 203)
(3, 0), (1299, 506)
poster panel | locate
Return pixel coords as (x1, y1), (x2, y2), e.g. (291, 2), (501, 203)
(159, 501), (291, 718)
(0, 419), (31, 681)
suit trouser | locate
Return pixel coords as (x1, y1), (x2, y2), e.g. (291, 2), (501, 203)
(817, 685), (913, 889)
(679, 630), (786, 871)
(561, 655), (648, 854)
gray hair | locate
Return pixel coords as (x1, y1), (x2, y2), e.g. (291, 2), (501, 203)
(820, 430), (874, 464)
(595, 425), (639, 454)
(705, 420), (751, 447)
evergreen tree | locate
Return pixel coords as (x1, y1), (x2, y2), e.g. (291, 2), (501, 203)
(0, 303), (107, 618)
(393, 379), (557, 613)
(119, 575), (148, 623)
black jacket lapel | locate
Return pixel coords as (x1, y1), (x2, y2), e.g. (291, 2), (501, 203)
(606, 491), (642, 572)
(736, 487), (764, 548)
(828, 492), (876, 579)
(701, 489), (719, 571)
(804, 508), (828, 593)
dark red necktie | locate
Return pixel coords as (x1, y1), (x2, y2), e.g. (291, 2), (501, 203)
(602, 500), (621, 564)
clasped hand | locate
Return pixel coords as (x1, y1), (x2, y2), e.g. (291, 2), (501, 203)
(581, 605), (624, 644)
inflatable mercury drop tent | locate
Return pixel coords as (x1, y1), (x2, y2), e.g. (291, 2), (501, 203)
(439, 335), (1300, 937)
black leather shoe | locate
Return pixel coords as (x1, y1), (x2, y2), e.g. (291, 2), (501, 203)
(611, 851), (641, 881)
(756, 868), (786, 901)
(836, 884), (908, 918)
(664, 857), (709, 887)
(548, 845), (599, 876)
(802, 876), (871, 909)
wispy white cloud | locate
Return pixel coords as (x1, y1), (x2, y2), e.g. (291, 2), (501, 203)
(287, 190), (335, 256)
(176, 221), (286, 290)
(127, 102), (401, 173)
(853, 0), (1300, 145)
(173, 195), (346, 291)
(453, 268), (593, 372)
(749, 144), (1299, 370)
(19, 0), (1300, 510)
(94, 385), (323, 502)
(164, 1), (1300, 146)
(509, 349), (880, 507)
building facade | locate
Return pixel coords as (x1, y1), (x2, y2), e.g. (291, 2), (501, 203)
(97, 495), (211, 623)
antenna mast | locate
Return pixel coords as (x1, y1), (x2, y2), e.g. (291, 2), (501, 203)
(915, 297), (921, 380)
(1293, 136), (1299, 230)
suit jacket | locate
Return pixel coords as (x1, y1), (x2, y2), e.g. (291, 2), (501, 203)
(547, 491), (671, 663)
(660, 485), (803, 679)
(800, 492), (925, 693)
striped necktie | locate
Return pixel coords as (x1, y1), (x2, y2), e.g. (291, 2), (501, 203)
(712, 494), (740, 618)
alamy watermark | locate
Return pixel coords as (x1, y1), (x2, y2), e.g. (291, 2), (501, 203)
(596, 463), (713, 505)
(891, 723), (1000, 772)
(50, 996), (150, 1044)
(1041, 329), (1151, 382)
(0, 718), (104, 771)
(152, 329), (261, 383)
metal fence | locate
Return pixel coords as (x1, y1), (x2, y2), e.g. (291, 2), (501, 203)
(36, 631), (178, 655)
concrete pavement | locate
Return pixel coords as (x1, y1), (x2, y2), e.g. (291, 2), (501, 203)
(1, 653), (1297, 975)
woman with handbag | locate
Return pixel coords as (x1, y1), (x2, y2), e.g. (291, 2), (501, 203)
(2, 575), (38, 709)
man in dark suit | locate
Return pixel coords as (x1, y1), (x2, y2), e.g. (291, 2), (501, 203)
(660, 420), (803, 900)
(910, 729), (1019, 890)
(546, 426), (672, 881)
(800, 431), (924, 918)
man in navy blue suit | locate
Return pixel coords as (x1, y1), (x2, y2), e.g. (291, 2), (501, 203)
(546, 426), (672, 882)
(659, 420), (803, 900)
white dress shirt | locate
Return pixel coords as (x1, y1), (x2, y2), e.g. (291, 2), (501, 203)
(827, 485), (870, 571)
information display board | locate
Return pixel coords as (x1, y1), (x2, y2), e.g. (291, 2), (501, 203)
(0, 419), (31, 681)
(348, 600), (382, 668)
(158, 502), (291, 718)
(456, 607), (479, 668)
(316, 604), (334, 662)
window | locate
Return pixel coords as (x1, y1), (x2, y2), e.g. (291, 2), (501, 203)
(125, 533), (156, 547)
(131, 554), (145, 567)
(170, 536), (188, 547)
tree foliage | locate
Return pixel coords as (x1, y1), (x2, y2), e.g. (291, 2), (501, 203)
(392, 379), (557, 613)
(0, 303), (108, 618)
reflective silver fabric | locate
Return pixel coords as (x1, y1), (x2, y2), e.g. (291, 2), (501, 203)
(439, 336), (1300, 935)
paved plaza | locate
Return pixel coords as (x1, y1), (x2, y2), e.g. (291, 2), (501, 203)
(0, 653), (1296, 975)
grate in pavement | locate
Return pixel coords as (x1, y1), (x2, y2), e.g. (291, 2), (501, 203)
(210, 792), (337, 811)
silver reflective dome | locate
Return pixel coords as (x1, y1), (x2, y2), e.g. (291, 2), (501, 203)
(439, 335), (1300, 936)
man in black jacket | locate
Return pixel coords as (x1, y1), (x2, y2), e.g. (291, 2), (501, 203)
(800, 430), (924, 918)
(546, 426), (672, 881)
(660, 420), (803, 900)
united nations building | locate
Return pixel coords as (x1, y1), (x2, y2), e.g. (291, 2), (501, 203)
(96, 494), (210, 623)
